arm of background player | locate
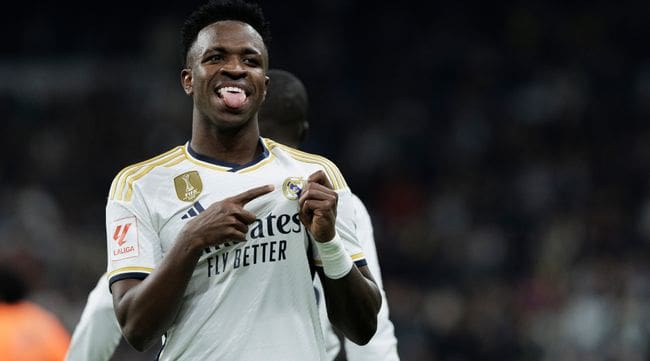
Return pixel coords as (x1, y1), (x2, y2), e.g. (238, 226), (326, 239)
(344, 194), (400, 360)
(300, 170), (381, 345)
(111, 185), (272, 351)
(65, 274), (123, 361)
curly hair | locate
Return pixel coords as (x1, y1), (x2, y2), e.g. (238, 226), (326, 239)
(180, 0), (271, 66)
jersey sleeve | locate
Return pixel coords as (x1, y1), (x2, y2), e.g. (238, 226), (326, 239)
(105, 180), (161, 288)
(65, 274), (122, 361)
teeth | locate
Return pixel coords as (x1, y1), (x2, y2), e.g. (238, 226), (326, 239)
(218, 86), (244, 94)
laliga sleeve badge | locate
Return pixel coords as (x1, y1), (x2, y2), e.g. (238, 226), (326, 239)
(174, 171), (203, 202)
(282, 177), (304, 200)
(110, 217), (139, 261)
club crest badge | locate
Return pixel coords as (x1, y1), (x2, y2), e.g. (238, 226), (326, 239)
(174, 171), (203, 202)
(282, 177), (304, 200)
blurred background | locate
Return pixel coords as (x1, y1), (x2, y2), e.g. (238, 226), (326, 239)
(3, 0), (650, 360)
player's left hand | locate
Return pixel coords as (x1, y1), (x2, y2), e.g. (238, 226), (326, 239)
(299, 170), (337, 243)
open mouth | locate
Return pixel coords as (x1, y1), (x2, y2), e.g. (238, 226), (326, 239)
(216, 86), (248, 109)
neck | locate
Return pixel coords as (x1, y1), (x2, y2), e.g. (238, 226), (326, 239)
(190, 116), (262, 165)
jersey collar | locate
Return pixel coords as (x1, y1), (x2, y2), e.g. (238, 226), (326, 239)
(185, 138), (271, 173)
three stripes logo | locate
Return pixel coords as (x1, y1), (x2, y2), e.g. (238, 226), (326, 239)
(181, 201), (206, 220)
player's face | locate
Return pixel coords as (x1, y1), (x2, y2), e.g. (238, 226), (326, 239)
(183, 20), (269, 129)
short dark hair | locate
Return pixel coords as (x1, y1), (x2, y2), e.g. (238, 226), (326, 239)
(0, 265), (27, 303)
(181, 0), (271, 66)
(259, 69), (309, 147)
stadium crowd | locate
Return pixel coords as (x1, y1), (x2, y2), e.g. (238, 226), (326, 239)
(2, 1), (650, 360)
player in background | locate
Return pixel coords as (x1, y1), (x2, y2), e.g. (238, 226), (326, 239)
(64, 274), (122, 361)
(0, 264), (71, 361)
(260, 69), (400, 361)
(105, 1), (381, 360)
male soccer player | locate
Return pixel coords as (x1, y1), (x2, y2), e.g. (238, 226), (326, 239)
(65, 67), (395, 360)
(105, 1), (381, 360)
(260, 69), (400, 361)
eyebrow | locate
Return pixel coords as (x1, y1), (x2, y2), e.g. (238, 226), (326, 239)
(204, 46), (262, 56)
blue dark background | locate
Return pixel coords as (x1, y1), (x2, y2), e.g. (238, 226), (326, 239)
(3, 1), (650, 359)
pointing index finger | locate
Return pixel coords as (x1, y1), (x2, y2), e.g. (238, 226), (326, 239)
(230, 184), (275, 205)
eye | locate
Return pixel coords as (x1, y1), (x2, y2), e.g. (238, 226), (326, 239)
(243, 57), (260, 67)
(205, 54), (223, 63)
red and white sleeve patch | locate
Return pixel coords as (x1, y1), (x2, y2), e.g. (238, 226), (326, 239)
(109, 216), (139, 261)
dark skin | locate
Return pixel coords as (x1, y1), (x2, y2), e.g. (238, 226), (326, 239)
(300, 171), (382, 345)
(110, 20), (380, 351)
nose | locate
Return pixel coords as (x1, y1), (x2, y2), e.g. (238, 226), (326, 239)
(220, 58), (247, 79)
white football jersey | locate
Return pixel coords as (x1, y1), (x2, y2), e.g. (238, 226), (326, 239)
(65, 273), (121, 361)
(317, 194), (400, 361)
(105, 138), (366, 361)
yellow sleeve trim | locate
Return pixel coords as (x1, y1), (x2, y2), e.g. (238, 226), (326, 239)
(107, 266), (154, 279)
(123, 153), (185, 201)
(109, 147), (184, 201)
(265, 139), (348, 190)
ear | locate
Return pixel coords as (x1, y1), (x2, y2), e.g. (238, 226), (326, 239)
(181, 68), (193, 96)
(298, 120), (310, 144)
(262, 75), (270, 101)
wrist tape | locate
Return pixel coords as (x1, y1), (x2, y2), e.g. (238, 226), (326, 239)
(314, 233), (353, 279)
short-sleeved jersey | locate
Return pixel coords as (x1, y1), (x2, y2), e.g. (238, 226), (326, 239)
(65, 273), (121, 361)
(105, 138), (367, 361)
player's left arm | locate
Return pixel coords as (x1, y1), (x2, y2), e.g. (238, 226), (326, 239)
(300, 170), (381, 345)
(344, 194), (400, 360)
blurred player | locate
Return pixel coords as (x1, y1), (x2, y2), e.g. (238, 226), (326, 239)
(64, 273), (121, 361)
(0, 264), (71, 361)
(105, 1), (381, 360)
(260, 69), (400, 361)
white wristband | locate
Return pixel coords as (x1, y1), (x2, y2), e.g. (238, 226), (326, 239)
(313, 233), (353, 279)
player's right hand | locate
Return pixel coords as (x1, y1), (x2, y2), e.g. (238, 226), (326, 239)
(181, 185), (274, 249)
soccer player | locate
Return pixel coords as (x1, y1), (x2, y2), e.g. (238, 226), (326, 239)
(65, 67), (395, 360)
(260, 69), (400, 361)
(105, 1), (381, 360)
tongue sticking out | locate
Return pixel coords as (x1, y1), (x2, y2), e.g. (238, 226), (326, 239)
(222, 91), (246, 109)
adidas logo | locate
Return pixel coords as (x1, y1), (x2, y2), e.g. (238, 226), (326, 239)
(181, 201), (205, 219)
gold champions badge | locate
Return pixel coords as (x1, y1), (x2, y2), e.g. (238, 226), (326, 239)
(174, 171), (203, 202)
(282, 177), (304, 200)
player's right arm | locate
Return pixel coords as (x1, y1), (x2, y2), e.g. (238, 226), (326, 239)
(108, 185), (273, 351)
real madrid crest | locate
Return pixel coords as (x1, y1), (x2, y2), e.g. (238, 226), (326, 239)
(174, 171), (203, 202)
(282, 177), (304, 200)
